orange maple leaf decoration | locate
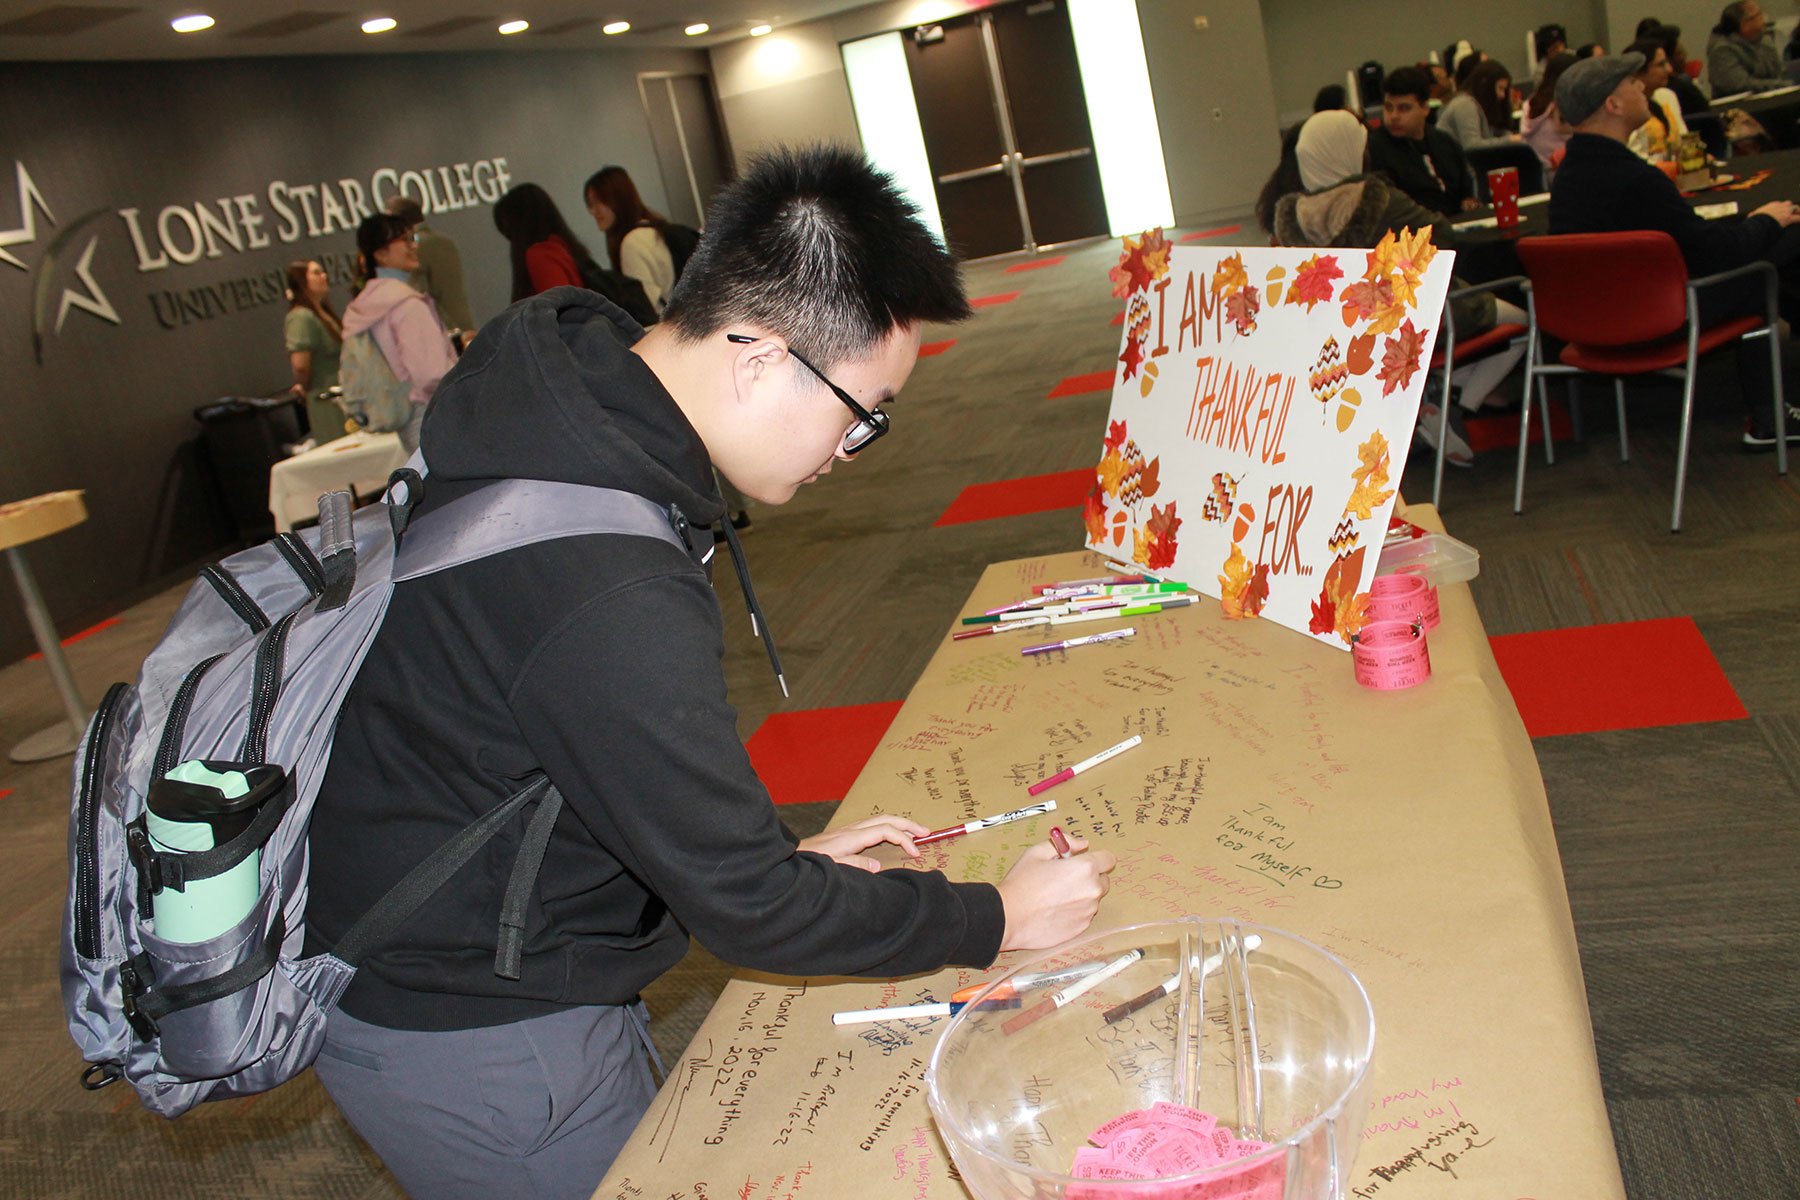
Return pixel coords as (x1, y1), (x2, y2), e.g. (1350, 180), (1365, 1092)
(1210, 253), (1248, 299)
(1315, 547), (1370, 643)
(1218, 544), (1255, 619)
(1377, 318), (1427, 397)
(1119, 335), (1146, 381)
(1365, 226), (1436, 309)
(1096, 450), (1128, 499)
(1104, 419), (1128, 451)
(1108, 228), (1171, 299)
(1083, 483), (1108, 543)
(1141, 502), (1181, 570)
(1224, 286), (1260, 335)
(1287, 253), (1343, 311)
(1244, 563), (1271, 616)
(1339, 276), (1404, 335)
(1343, 430), (1395, 520)
(1345, 331), (1376, 376)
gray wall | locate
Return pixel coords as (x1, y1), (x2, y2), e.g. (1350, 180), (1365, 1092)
(0, 46), (702, 664)
(1258, 0), (1609, 120)
(711, 22), (862, 169)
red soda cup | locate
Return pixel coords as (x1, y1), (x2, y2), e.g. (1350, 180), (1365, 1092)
(1488, 167), (1520, 229)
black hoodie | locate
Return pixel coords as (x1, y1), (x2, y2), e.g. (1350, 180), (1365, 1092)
(305, 289), (1005, 1031)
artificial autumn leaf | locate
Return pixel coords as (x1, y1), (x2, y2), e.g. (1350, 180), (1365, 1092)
(1339, 276), (1397, 331)
(1351, 429), (1391, 487)
(1096, 450), (1128, 498)
(1224, 286), (1260, 335)
(1334, 591), (1371, 643)
(1218, 544), (1254, 619)
(1342, 476), (1395, 521)
(1346, 331), (1376, 375)
(1137, 457), (1161, 499)
(1109, 238), (1152, 299)
(1119, 334), (1146, 381)
(1210, 252), (1248, 298)
(1245, 562), (1271, 616)
(1377, 318), (1426, 397)
(1365, 226), (1437, 308)
(1143, 501), (1181, 570)
(1138, 228), (1171, 282)
(1287, 253), (1343, 311)
(1105, 419), (1129, 451)
(1083, 484), (1108, 543)
(1309, 584), (1337, 635)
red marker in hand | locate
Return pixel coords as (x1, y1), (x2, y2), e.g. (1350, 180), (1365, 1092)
(1050, 827), (1073, 858)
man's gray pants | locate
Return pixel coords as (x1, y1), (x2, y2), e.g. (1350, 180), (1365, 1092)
(313, 1003), (658, 1199)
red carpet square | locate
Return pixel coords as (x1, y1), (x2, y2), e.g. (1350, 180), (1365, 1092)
(969, 291), (1021, 308)
(0, 790), (11, 801)
(935, 468), (1092, 526)
(1179, 224), (1243, 243)
(919, 339), (957, 358)
(1048, 370), (1117, 398)
(1110, 310), (1125, 326)
(1004, 255), (1066, 274)
(27, 617), (119, 661)
(1489, 617), (1746, 738)
(1466, 402), (1573, 454)
(747, 701), (904, 806)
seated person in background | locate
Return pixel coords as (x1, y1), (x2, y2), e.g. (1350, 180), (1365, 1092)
(1549, 52), (1800, 448)
(1272, 110), (1527, 465)
(1253, 123), (1307, 238)
(1530, 23), (1568, 89)
(1521, 53), (1578, 174)
(1707, 1), (1786, 93)
(493, 182), (610, 301)
(1314, 83), (1348, 112)
(1368, 65), (1478, 214)
(1625, 37), (1690, 161)
(1575, 43), (1606, 59)
(1639, 22), (1712, 113)
(1428, 60), (1456, 104)
(1440, 59), (1523, 151)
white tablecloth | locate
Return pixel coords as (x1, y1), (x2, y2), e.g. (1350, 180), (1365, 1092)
(267, 432), (409, 533)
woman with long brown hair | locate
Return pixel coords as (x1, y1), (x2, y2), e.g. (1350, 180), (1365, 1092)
(583, 166), (677, 312)
(1439, 59), (1521, 152)
(1520, 51), (1577, 173)
(284, 259), (346, 443)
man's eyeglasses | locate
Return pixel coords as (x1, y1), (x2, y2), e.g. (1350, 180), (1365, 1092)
(727, 333), (889, 453)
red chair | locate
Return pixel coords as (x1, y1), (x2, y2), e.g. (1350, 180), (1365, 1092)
(1512, 231), (1787, 531)
(1427, 276), (1534, 509)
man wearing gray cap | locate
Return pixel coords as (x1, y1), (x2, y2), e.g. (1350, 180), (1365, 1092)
(1548, 52), (1800, 447)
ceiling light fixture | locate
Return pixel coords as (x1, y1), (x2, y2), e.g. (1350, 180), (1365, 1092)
(685, 23), (710, 36)
(750, 23), (772, 35)
(170, 14), (214, 33)
(498, 19), (530, 34)
(361, 17), (397, 33)
(603, 21), (630, 34)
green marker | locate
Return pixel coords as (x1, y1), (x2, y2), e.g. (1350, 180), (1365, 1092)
(961, 614), (1001, 626)
(1118, 596), (1199, 617)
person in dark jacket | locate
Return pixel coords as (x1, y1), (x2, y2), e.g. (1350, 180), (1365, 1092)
(1706, 0), (1787, 94)
(1369, 65), (1478, 214)
(305, 147), (1119, 1198)
(1549, 53), (1800, 446)
(1639, 21), (1712, 113)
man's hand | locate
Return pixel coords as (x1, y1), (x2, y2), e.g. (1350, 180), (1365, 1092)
(1461, 196), (1481, 212)
(996, 836), (1117, 951)
(1753, 199), (1800, 226)
(798, 814), (927, 872)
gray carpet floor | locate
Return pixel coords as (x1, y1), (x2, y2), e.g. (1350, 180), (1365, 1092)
(1, 232), (1796, 1197)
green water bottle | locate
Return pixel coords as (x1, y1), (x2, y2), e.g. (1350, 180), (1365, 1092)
(143, 761), (281, 942)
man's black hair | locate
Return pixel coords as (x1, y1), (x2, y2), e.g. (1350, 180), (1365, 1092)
(1535, 23), (1567, 57)
(385, 194), (425, 226)
(1313, 84), (1347, 111)
(1625, 35), (1669, 65)
(1383, 65), (1433, 105)
(661, 145), (971, 369)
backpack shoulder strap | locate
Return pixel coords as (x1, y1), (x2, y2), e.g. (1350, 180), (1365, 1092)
(391, 479), (696, 582)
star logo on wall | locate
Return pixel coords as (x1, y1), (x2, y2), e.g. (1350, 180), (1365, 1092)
(0, 160), (122, 361)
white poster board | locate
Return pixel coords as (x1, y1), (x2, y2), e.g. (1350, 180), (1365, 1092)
(1085, 231), (1456, 649)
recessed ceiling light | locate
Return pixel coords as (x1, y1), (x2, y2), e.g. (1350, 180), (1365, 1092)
(170, 13), (214, 33)
(685, 23), (709, 36)
(750, 23), (772, 35)
(498, 19), (530, 34)
(361, 16), (397, 33)
(603, 21), (630, 34)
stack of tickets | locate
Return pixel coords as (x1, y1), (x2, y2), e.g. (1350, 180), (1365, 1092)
(1068, 1102), (1284, 1199)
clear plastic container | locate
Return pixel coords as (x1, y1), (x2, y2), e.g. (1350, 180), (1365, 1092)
(1375, 530), (1480, 586)
(926, 918), (1375, 1200)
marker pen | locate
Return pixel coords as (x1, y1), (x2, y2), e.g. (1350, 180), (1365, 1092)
(1022, 627), (1136, 655)
(914, 798), (1057, 846)
(1117, 595), (1199, 617)
(1002, 948), (1145, 1034)
(1027, 735), (1143, 796)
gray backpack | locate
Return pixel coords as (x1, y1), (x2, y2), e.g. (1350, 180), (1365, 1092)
(60, 465), (708, 1117)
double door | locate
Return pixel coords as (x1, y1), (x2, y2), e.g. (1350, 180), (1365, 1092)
(904, 0), (1109, 259)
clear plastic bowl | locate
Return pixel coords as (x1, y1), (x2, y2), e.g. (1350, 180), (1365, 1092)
(926, 918), (1375, 1199)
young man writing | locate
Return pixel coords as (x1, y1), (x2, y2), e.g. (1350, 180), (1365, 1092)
(1367, 65), (1479, 215)
(303, 146), (1119, 1197)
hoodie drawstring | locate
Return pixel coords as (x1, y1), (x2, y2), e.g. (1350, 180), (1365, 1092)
(718, 516), (787, 698)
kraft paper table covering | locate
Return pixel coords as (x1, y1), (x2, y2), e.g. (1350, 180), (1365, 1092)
(597, 508), (1624, 1200)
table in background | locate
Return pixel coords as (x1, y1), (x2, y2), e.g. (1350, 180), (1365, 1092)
(0, 490), (89, 761)
(596, 506), (1626, 1200)
(1713, 85), (1800, 148)
(266, 431), (407, 533)
(1450, 145), (1800, 283)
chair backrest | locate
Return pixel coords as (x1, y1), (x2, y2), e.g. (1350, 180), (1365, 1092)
(1467, 143), (1547, 200)
(1515, 231), (1690, 346)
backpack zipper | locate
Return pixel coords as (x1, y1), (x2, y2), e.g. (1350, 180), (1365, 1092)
(74, 683), (129, 961)
(240, 613), (295, 766)
(152, 654), (226, 781)
(273, 534), (326, 597)
(200, 564), (271, 633)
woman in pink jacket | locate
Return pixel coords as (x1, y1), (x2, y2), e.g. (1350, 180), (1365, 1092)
(343, 213), (460, 453)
